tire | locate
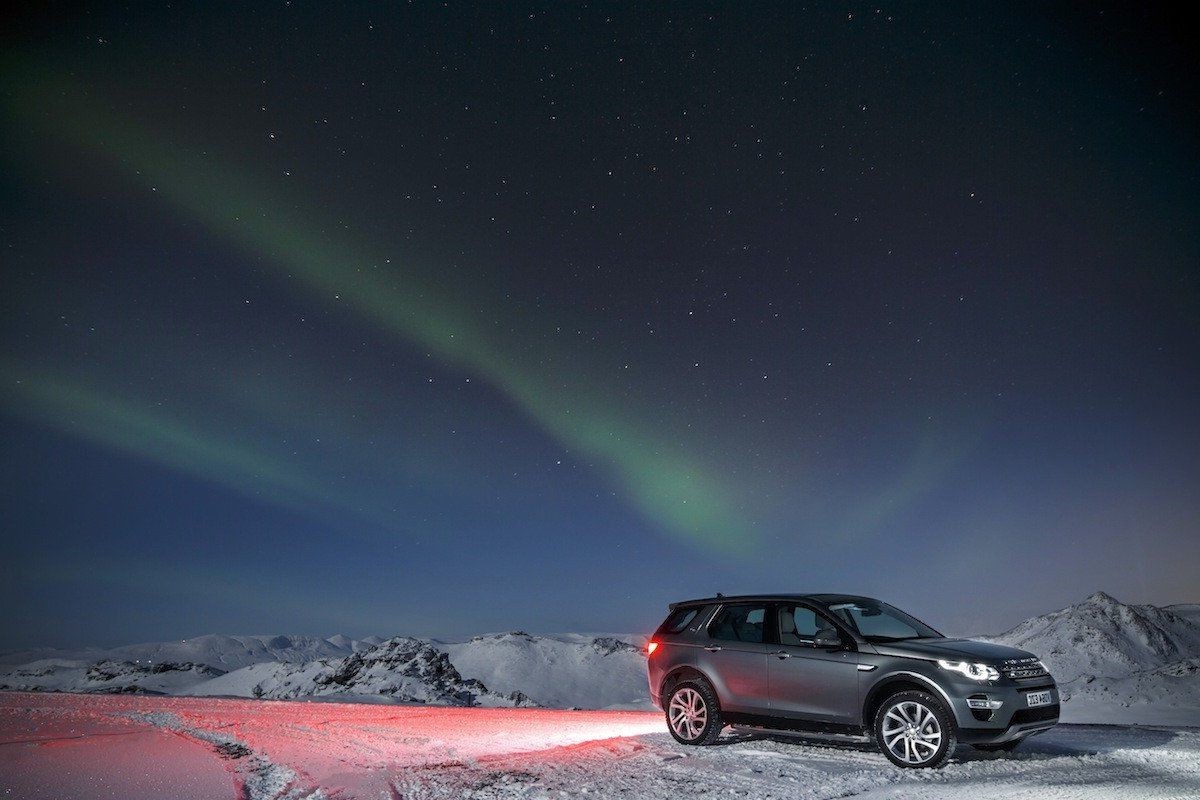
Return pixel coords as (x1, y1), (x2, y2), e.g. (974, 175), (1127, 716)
(665, 680), (724, 745)
(973, 738), (1023, 753)
(873, 690), (957, 768)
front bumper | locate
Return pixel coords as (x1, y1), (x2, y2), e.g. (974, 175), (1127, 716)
(944, 678), (1060, 744)
(956, 703), (1059, 743)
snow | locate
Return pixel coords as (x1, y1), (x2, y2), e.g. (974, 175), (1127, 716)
(0, 631), (648, 710)
(0, 658), (228, 695)
(440, 631), (653, 710)
(979, 592), (1200, 725)
(0, 695), (235, 800)
(1, 692), (1197, 799)
(190, 636), (532, 707)
(1167, 603), (1200, 624)
(3, 593), (1197, 725)
(0, 633), (365, 669)
(984, 592), (1200, 682)
(2, 594), (1197, 796)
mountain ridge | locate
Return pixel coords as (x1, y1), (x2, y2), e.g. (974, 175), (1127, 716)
(980, 592), (1200, 724)
(3, 595), (1196, 724)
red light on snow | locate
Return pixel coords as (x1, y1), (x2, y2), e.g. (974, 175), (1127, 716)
(646, 641), (659, 656)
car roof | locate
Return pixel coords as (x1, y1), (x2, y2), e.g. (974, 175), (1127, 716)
(669, 593), (879, 609)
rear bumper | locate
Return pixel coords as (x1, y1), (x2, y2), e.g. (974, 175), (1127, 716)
(647, 665), (663, 710)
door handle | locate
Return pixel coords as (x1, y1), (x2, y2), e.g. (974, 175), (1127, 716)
(704, 645), (723, 652)
(774, 650), (792, 659)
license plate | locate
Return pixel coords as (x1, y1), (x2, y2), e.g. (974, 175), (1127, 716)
(1026, 690), (1052, 707)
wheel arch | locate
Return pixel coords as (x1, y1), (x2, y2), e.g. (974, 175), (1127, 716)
(659, 665), (719, 707)
(862, 671), (953, 728)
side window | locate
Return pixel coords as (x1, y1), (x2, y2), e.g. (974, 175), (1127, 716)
(778, 605), (820, 646)
(660, 607), (699, 634)
(709, 605), (766, 643)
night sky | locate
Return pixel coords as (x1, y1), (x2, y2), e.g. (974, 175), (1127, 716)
(2, 3), (1196, 649)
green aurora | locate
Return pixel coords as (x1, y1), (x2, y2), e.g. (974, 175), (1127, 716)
(2, 72), (754, 553)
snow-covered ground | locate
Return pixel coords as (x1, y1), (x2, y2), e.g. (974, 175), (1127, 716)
(1, 692), (1197, 799)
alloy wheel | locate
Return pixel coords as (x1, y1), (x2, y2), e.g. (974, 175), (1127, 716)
(668, 687), (708, 741)
(880, 700), (942, 765)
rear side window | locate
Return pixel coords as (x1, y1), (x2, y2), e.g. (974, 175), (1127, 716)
(660, 607), (700, 634)
(709, 605), (766, 643)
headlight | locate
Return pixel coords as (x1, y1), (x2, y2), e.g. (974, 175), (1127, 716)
(937, 659), (1000, 681)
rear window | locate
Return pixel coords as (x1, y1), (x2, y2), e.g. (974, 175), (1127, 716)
(659, 607), (700, 635)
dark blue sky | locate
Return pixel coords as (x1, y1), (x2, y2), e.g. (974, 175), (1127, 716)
(2, 3), (1196, 648)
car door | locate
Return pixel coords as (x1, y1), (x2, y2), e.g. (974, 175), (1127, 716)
(767, 602), (862, 724)
(698, 603), (771, 714)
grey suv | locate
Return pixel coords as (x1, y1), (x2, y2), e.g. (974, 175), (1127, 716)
(647, 594), (1058, 768)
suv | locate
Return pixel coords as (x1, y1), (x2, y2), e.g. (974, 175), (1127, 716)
(647, 594), (1058, 768)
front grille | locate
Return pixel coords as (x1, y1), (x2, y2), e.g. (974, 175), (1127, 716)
(1011, 705), (1059, 725)
(1001, 657), (1049, 680)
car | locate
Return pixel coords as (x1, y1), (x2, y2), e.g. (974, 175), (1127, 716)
(646, 593), (1059, 768)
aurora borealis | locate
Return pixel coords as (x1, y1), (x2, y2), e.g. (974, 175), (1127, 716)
(3, 76), (751, 552)
(2, 4), (1197, 646)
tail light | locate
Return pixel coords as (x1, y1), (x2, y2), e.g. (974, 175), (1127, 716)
(646, 640), (659, 656)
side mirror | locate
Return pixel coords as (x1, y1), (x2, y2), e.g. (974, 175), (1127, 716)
(814, 628), (842, 649)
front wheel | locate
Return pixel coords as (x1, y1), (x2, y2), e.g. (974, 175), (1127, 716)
(665, 681), (724, 745)
(873, 690), (957, 768)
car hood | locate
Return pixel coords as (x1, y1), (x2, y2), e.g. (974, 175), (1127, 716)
(869, 637), (1037, 663)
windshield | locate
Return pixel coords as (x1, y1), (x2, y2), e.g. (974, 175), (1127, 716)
(825, 601), (941, 642)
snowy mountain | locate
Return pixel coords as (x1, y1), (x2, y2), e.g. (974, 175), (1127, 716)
(0, 658), (226, 695)
(0, 633), (370, 670)
(440, 632), (651, 710)
(1167, 603), (1200, 625)
(190, 637), (533, 707)
(981, 592), (1200, 724)
(0, 631), (647, 709)
(3, 595), (1197, 724)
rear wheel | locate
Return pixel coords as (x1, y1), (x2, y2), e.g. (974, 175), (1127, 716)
(665, 680), (724, 745)
(873, 690), (956, 768)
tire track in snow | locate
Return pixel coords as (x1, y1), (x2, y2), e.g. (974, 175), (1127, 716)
(129, 711), (330, 800)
